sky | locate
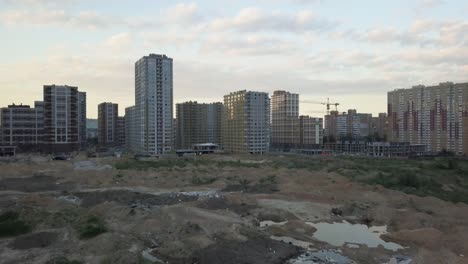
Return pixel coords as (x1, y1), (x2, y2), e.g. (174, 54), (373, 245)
(0, 0), (467, 118)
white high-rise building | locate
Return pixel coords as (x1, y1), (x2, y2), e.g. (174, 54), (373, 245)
(134, 54), (173, 155)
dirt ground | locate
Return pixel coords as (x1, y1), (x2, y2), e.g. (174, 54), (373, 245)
(0, 154), (468, 264)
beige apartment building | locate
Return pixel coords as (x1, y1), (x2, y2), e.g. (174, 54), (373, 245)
(176, 101), (223, 149)
(388, 82), (468, 155)
(271, 91), (300, 150)
(223, 90), (270, 154)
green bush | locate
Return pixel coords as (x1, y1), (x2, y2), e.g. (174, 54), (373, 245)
(78, 216), (107, 239)
(0, 211), (32, 237)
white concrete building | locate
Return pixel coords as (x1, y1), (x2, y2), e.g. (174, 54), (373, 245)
(134, 54), (173, 155)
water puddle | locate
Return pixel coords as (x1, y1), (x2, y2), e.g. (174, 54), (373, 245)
(306, 221), (403, 251)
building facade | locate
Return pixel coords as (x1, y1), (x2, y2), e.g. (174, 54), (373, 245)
(125, 106), (138, 153)
(117, 116), (125, 147)
(223, 90), (270, 154)
(324, 110), (339, 142)
(134, 54), (173, 155)
(371, 113), (388, 141)
(388, 82), (468, 155)
(0, 102), (44, 151)
(271, 91), (300, 150)
(325, 109), (372, 142)
(78, 92), (87, 150)
(299, 116), (323, 148)
(43, 85), (82, 153)
(98, 103), (119, 147)
(176, 101), (223, 149)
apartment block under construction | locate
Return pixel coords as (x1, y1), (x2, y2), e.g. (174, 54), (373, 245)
(299, 116), (323, 148)
(325, 109), (372, 142)
(176, 101), (223, 149)
(271, 91), (300, 150)
(388, 82), (468, 155)
(222, 90), (270, 154)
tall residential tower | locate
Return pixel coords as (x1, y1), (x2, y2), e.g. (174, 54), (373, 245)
(134, 54), (173, 155)
(271, 90), (300, 150)
(98, 102), (118, 147)
(388, 82), (468, 155)
(43, 85), (85, 153)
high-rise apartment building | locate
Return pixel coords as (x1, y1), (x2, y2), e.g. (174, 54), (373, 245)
(125, 106), (138, 153)
(371, 113), (388, 141)
(324, 110), (339, 142)
(43, 85), (82, 153)
(176, 102), (223, 149)
(388, 82), (468, 155)
(117, 116), (125, 147)
(299, 116), (323, 148)
(134, 54), (173, 155)
(78, 92), (87, 149)
(0, 102), (44, 151)
(271, 91), (300, 150)
(223, 90), (270, 154)
(325, 109), (372, 142)
(98, 103), (118, 147)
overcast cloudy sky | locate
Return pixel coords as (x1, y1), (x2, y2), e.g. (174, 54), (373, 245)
(1, 0), (467, 118)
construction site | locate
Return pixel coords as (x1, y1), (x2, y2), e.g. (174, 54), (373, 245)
(0, 153), (467, 264)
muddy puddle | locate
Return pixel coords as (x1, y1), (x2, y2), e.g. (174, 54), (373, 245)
(307, 221), (403, 251)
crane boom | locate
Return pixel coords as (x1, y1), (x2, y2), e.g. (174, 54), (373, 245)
(300, 98), (340, 115)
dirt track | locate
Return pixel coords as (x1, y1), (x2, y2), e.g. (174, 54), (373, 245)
(0, 155), (467, 264)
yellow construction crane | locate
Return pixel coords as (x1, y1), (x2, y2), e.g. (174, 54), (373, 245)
(301, 98), (340, 115)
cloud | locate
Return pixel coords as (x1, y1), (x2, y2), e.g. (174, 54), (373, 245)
(209, 8), (338, 33)
(199, 34), (297, 56)
(164, 3), (202, 25)
(0, 3), (203, 30)
(0, 9), (120, 29)
(417, 0), (444, 10)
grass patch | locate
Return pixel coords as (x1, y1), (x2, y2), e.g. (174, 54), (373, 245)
(115, 158), (265, 171)
(191, 176), (217, 185)
(46, 257), (84, 264)
(334, 157), (468, 204)
(0, 211), (32, 237)
(77, 215), (107, 239)
(223, 177), (278, 194)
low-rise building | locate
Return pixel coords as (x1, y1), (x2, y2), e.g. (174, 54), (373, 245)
(0, 102), (44, 151)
